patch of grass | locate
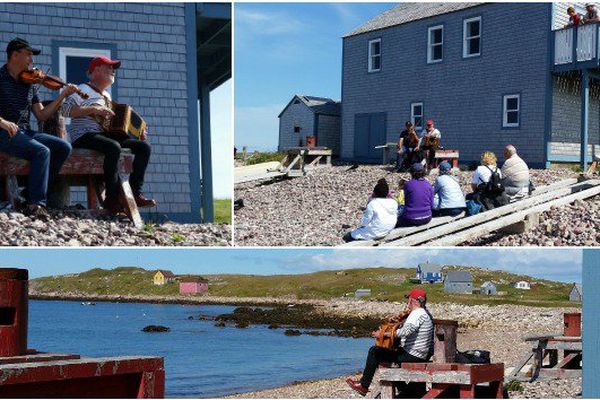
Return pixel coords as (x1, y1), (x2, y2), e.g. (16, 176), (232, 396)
(143, 221), (156, 235)
(171, 232), (185, 243)
(213, 199), (231, 225)
(30, 266), (581, 309)
(505, 380), (524, 392)
(243, 151), (287, 166)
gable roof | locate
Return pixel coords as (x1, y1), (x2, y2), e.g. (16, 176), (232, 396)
(571, 283), (582, 295)
(156, 269), (176, 278)
(344, 2), (483, 38)
(278, 95), (341, 118)
(417, 262), (442, 274)
(445, 270), (472, 283)
(481, 281), (496, 288)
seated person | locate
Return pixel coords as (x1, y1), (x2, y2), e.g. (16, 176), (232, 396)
(467, 151), (509, 211)
(396, 178), (407, 216)
(395, 121), (419, 172)
(366, 177), (394, 206)
(344, 178), (397, 241)
(432, 161), (466, 217)
(396, 163), (433, 227)
(346, 289), (434, 396)
(416, 119), (441, 170)
(565, 6), (582, 27)
(501, 144), (530, 199)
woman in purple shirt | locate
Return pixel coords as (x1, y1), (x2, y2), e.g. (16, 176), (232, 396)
(397, 163), (434, 227)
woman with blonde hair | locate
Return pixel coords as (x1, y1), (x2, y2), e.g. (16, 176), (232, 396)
(467, 151), (509, 211)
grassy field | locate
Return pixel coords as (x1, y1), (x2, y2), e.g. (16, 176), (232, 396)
(236, 151), (287, 166)
(30, 266), (579, 308)
(213, 199), (231, 224)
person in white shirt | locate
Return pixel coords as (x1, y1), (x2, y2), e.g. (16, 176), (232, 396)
(416, 119), (441, 169)
(467, 151), (509, 211)
(62, 56), (156, 215)
(501, 145), (530, 199)
(346, 288), (434, 396)
(344, 178), (398, 241)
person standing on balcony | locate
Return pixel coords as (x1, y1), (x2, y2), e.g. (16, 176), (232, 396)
(584, 4), (600, 24)
(565, 6), (582, 27)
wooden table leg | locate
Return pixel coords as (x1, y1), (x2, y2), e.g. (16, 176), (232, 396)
(459, 384), (476, 398)
(489, 381), (503, 399)
(380, 381), (395, 399)
(86, 176), (98, 210)
(119, 181), (143, 228)
(424, 384), (451, 398)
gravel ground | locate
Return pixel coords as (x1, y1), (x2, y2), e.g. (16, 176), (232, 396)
(225, 300), (582, 399)
(234, 164), (579, 246)
(0, 209), (231, 246)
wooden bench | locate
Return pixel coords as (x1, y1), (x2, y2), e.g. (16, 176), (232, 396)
(0, 148), (142, 228)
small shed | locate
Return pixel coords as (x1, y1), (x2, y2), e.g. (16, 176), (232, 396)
(513, 281), (531, 290)
(416, 262), (443, 284)
(480, 281), (497, 295)
(355, 289), (372, 299)
(444, 270), (473, 294)
(153, 270), (176, 286)
(179, 277), (209, 295)
(569, 283), (582, 302)
(278, 95), (341, 154)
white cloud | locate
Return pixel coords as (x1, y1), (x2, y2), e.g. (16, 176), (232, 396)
(236, 8), (306, 35)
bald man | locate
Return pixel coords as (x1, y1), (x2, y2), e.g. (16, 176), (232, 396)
(501, 145), (530, 198)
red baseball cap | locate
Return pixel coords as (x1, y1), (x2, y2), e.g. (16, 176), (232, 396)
(426, 119), (434, 126)
(405, 288), (427, 301)
(88, 56), (121, 73)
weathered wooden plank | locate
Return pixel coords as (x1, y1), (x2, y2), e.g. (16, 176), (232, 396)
(234, 171), (287, 184)
(379, 368), (472, 385)
(382, 179), (598, 247)
(425, 182), (600, 246)
(119, 181), (143, 229)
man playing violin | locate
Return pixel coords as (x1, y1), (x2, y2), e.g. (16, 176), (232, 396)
(0, 38), (75, 218)
(62, 56), (156, 215)
(346, 288), (434, 396)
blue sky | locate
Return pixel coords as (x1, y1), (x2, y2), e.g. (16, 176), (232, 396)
(235, 2), (396, 152)
(209, 79), (232, 199)
(1, 248), (582, 283)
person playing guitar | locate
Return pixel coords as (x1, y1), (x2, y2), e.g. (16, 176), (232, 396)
(346, 288), (434, 396)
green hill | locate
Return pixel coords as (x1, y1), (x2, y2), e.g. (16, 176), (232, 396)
(29, 266), (579, 308)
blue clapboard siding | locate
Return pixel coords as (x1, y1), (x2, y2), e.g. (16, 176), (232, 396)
(582, 249), (599, 398)
(341, 3), (553, 167)
(0, 2), (200, 222)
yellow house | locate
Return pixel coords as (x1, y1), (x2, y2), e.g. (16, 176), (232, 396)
(153, 270), (176, 286)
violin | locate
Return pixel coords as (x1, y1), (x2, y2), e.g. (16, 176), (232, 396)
(19, 68), (89, 99)
(407, 129), (420, 148)
(374, 309), (411, 350)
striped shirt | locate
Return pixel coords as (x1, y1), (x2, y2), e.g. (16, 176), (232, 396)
(62, 83), (111, 143)
(0, 64), (40, 129)
(395, 308), (434, 360)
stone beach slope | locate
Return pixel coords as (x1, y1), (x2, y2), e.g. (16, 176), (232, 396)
(222, 300), (581, 399)
(234, 165), (583, 246)
(0, 209), (231, 246)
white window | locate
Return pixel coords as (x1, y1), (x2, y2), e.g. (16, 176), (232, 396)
(368, 38), (381, 72)
(427, 25), (444, 63)
(503, 94), (520, 128)
(411, 102), (424, 131)
(58, 47), (113, 96)
(463, 17), (481, 58)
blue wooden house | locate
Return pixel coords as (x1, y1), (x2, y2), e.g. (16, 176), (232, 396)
(416, 262), (443, 284)
(0, 3), (230, 222)
(341, 3), (599, 168)
(278, 95), (341, 154)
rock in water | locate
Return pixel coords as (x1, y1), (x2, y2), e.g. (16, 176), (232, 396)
(142, 325), (170, 333)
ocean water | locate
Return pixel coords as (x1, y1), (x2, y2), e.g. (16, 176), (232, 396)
(28, 300), (372, 398)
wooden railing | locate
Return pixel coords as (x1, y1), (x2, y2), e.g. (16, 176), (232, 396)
(554, 24), (600, 67)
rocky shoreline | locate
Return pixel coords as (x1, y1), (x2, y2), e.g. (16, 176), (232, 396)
(234, 165), (586, 246)
(0, 209), (231, 246)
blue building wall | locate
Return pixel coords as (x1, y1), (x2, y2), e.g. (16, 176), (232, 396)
(0, 3), (202, 222)
(341, 3), (553, 167)
(582, 249), (599, 398)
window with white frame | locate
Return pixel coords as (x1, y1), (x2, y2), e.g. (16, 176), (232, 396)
(411, 102), (424, 131)
(58, 47), (113, 96)
(368, 38), (381, 72)
(503, 94), (520, 128)
(427, 25), (443, 63)
(463, 17), (481, 58)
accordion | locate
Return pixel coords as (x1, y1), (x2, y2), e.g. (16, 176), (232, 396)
(96, 102), (146, 140)
(424, 136), (440, 148)
(374, 322), (402, 350)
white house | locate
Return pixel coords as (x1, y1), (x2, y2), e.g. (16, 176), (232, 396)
(513, 281), (531, 290)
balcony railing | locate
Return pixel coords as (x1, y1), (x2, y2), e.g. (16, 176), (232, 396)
(554, 24), (600, 69)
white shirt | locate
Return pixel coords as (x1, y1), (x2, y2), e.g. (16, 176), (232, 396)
(351, 198), (398, 240)
(472, 165), (502, 186)
(501, 155), (529, 182)
(394, 308), (434, 360)
(62, 83), (112, 143)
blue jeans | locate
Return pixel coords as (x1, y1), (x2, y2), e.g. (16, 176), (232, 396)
(0, 128), (72, 206)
